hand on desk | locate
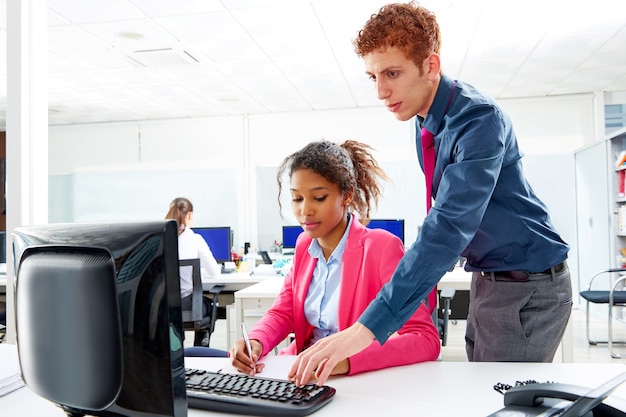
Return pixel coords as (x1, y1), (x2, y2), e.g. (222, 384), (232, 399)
(230, 339), (265, 376)
(288, 322), (374, 386)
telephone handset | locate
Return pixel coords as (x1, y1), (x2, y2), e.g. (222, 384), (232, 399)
(487, 372), (626, 417)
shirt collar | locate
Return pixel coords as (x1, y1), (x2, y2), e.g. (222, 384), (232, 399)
(308, 214), (352, 262)
(417, 74), (455, 135)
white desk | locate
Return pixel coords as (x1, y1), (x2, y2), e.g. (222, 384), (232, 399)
(0, 271), (270, 296)
(202, 271), (278, 293)
(0, 268), (267, 294)
(232, 268), (575, 362)
(232, 268), (470, 342)
(232, 276), (286, 347)
(2, 353), (626, 417)
(438, 266), (471, 290)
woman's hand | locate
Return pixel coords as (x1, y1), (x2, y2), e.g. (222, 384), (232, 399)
(229, 339), (265, 376)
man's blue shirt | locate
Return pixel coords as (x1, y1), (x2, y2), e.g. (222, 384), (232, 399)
(359, 74), (569, 343)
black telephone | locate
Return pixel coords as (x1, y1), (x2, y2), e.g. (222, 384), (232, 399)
(487, 373), (626, 417)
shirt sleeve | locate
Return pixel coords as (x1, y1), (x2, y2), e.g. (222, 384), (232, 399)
(359, 103), (508, 344)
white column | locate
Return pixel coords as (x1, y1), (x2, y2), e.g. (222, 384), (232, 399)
(593, 91), (606, 141)
(241, 114), (258, 251)
(5, 0), (48, 343)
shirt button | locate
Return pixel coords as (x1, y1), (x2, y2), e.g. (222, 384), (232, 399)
(387, 331), (393, 337)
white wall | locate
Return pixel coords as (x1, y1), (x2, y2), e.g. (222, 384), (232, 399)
(49, 116), (247, 247)
(48, 94), (595, 290)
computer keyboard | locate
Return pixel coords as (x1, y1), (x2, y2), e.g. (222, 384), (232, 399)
(185, 367), (336, 416)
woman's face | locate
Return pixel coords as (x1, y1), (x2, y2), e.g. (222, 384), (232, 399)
(290, 168), (351, 250)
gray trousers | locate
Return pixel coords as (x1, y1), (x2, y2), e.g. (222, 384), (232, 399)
(465, 266), (572, 362)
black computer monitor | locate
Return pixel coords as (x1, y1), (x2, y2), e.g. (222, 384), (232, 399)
(282, 225), (304, 249)
(192, 226), (232, 263)
(366, 219), (405, 244)
(12, 220), (186, 417)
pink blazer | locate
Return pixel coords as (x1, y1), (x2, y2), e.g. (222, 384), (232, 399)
(248, 215), (441, 375)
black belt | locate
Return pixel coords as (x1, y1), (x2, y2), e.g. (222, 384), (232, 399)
(479, 261), (567, 282)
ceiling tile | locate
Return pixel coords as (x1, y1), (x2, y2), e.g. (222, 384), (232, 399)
(79, 19), (179, 51)
(128, 0), (224, 16)
(48, 0), (146, 23)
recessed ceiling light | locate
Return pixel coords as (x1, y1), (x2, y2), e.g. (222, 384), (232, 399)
(219, 97), (241, 103)
(118, 31), (144, 41)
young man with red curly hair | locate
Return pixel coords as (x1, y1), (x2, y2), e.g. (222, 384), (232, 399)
(290, 2), (572, 386)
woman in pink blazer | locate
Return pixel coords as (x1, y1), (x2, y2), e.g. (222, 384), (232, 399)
(230, 140), (440, 377)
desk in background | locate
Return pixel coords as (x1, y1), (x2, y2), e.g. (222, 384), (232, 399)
(231, 268), (574, 362)
(202, 271), (281, 323)
(2, 352), (626, 417)
(229, 269), (471, 348)
(202, 271), (274, 293)
(231, 276), (286, 348)
(437, 266), (471, 291)
(438, 266), (471, 319)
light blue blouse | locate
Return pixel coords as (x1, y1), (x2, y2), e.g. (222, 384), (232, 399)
(304, 215), (352, 345)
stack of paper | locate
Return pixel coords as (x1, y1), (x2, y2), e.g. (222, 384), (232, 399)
(0, 344), (25, 396)
(251, 264), (281, 275)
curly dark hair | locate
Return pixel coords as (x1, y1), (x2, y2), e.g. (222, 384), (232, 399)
(353, 1), (441, 73)
(276, 140), (389, 222)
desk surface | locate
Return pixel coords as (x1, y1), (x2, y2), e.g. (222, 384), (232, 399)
(438, 266), (471, 290)
(0, 271), (276, 295)
(2, 351), (626, 417)
(0, 263), (463, 294)
(234, 275), (284, 298)
(233, 267), (471, 298)
(233, 267), (471, 296)
(202, 271), (281, 293)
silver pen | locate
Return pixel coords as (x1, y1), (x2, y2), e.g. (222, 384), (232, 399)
(241, 322), (255, 375)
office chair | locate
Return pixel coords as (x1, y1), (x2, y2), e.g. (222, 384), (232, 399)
(180, 258), (224, 347)
(580, 268), (626, 358)
(0, 300), (6, 343)
(184, 346), (229, 357)
(437, 287), (456, 347)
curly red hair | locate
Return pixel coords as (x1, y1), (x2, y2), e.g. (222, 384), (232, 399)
(353, 1), (441, 73)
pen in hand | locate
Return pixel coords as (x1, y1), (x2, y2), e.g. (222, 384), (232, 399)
(241, 322), (255, 376)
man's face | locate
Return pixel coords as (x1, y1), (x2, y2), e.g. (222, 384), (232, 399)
(363, 46), (438, 121)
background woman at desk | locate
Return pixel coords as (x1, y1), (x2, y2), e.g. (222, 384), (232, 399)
(230, 140), (440, 377)
(166, 197), (221, 345)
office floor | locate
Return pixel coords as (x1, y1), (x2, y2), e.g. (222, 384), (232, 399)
(200, 306), (626, 364)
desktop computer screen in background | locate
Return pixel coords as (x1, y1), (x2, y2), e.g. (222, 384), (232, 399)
(282, 225), (304, 249)
(282, 221), (404, 248)
(193, 227), (232, 263)
(366, 219), (405, 245)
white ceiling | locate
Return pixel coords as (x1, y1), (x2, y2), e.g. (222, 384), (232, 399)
(0, 0), (625, 130)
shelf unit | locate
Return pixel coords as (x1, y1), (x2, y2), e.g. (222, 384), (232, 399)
(606, 127), (626, 320)
(574, 127), (626, 315)
(610, 127), (626, 266)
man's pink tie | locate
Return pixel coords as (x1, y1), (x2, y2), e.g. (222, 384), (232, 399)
(421, 83), (456, 317)
(421, 126), (435, 212)
(420, 126), (439, 315)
